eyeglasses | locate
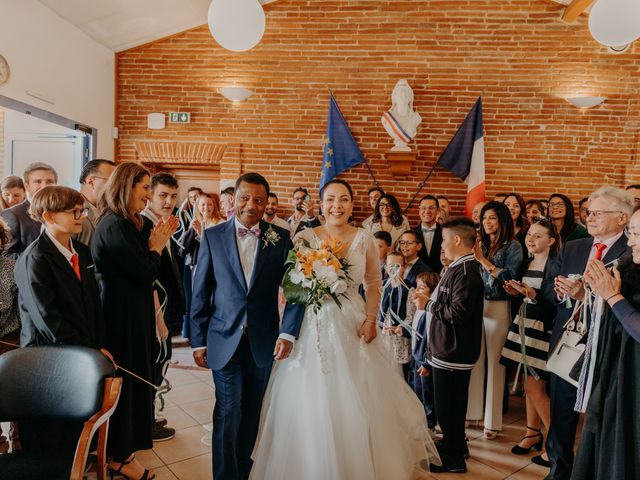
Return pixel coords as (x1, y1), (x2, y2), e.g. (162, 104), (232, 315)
(548, 201), (565, 209)
(398, 240), (418, 246)
(586, 210), (623, 219)
(378, 202), (391, 208)
(63, 208), (89, 220)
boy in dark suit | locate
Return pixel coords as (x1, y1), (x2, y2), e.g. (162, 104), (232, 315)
(379, 230), (432, 382)
(142, 172), (185, 442)
(14, 185), (105, 459)
(15, 185), (103, 347)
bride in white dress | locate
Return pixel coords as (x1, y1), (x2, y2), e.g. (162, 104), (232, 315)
(250, 179), (440, 480)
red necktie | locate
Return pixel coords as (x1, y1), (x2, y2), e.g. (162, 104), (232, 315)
(71, 253), (81, 280)
(594, 242), (606, 261)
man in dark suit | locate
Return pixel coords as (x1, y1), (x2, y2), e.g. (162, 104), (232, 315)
(413, 195), (443, 273)
(190, 173), (305, 480)
(1, 162), (57, 258)
(540, 187), (632, 480)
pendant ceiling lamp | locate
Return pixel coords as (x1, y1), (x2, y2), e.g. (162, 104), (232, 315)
(207, 0), (266, 52)
(588, 0), (640, 47)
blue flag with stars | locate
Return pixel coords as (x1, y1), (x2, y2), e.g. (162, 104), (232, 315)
(320, 95), (364, 191)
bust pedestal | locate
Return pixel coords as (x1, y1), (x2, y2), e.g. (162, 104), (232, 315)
(384, 150), (416, 177)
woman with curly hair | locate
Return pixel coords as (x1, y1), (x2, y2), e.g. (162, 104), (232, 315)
(364, 193), (410, 246)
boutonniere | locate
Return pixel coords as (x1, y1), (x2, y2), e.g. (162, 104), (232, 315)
(262, 225), (280, 249)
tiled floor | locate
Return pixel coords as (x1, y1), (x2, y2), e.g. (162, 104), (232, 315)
(132, 344), (548, 480)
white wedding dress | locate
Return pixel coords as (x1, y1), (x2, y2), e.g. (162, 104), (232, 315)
(250, 228), (440, 480)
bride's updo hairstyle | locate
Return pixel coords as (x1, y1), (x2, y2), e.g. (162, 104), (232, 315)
(320, 179), (353, 200)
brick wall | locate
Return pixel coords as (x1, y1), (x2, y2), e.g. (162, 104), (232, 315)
(116, 0), (640, 222)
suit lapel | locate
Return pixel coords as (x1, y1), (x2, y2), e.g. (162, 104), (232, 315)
(39, 233), (80, 283)
(222, 220), (248, 291)
(430, 226), (443, 262)
(603, 235), (629, 263)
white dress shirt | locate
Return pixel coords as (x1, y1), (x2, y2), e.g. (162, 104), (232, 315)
(235, 218), (260, 286)
(45, 230), (77, 267)
(403, 257), (419, 279)
(586, 231), (625, 267)
(421, 223), (437, 255)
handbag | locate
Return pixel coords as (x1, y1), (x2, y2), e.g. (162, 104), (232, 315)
(546, 300), (587, 387)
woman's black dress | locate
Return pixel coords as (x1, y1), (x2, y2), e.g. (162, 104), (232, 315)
(91, 212), (161, 461)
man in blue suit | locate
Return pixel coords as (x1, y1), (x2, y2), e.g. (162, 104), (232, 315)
(190, 172), (305, 480)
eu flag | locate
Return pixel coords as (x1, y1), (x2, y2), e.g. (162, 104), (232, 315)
(319, 95), (364, 191)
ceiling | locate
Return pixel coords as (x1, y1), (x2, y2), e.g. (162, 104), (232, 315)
(38, 0), (593, 53)
(37, 0), (278, 52)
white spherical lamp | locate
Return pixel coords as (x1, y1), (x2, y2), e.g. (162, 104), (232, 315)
(208, 0), (266, 52)
(589, 0), (640, 47)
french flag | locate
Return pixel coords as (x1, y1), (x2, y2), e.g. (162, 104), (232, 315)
(437, 97), (485, 217)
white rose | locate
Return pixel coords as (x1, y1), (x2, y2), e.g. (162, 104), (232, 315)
(312, 260), (338, 285)
(330, 279), (348, 294)
(289, 269), (305, 285)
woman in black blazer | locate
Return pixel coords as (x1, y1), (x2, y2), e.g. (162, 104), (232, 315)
(91, 162), (177, 480)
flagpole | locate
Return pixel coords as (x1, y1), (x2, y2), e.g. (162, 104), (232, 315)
(403, 161), (439, 214)
(326, 88), (380, 189)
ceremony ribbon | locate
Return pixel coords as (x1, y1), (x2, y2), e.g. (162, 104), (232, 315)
(0, 339), (166, 391)
(378, 275), (423, 340)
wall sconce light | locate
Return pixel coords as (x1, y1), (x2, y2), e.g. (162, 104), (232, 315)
(566, 96), (606, 109)
(219, 87), (254, 102)
(147, 113), (166, 129)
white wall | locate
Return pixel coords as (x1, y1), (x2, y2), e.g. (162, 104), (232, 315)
(3, 109), (85, 188)
(0, 0), (114, 159)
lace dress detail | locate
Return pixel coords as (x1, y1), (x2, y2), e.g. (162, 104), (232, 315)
(250, 228), (440, 480)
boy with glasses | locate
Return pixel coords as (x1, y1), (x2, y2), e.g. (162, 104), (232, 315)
(16, 185), (101, 347)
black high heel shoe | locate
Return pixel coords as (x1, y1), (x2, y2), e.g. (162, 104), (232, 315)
(108, 456), (156, 480)
(511, 426), (543, 455)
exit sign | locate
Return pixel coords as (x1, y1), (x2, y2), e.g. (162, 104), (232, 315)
(169, 112), (191, 123)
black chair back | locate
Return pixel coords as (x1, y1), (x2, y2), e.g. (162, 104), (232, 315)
(0, 345), (114, 422)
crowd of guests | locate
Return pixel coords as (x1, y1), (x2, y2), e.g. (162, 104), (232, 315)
(1, 160), (640, 479)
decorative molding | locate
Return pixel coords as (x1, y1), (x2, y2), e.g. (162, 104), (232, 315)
(134, 141), (227, 164)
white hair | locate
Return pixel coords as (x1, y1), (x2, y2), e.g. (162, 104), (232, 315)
(589, 186), (634, 216)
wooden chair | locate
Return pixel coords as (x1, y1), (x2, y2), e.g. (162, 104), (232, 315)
(0, 345), (122, 480)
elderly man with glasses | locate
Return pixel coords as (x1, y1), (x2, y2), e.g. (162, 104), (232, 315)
(539, 186), (633, 480)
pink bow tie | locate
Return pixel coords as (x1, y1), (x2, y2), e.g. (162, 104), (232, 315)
(238, 227), (261, 238)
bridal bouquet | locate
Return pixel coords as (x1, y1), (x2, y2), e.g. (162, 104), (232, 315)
(283, 237), (351, 312)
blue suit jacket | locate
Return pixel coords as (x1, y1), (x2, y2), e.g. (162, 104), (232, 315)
(190, 219), (305, 370)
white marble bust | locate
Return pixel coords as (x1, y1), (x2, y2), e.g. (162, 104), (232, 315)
(381, 80), (422, 152)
